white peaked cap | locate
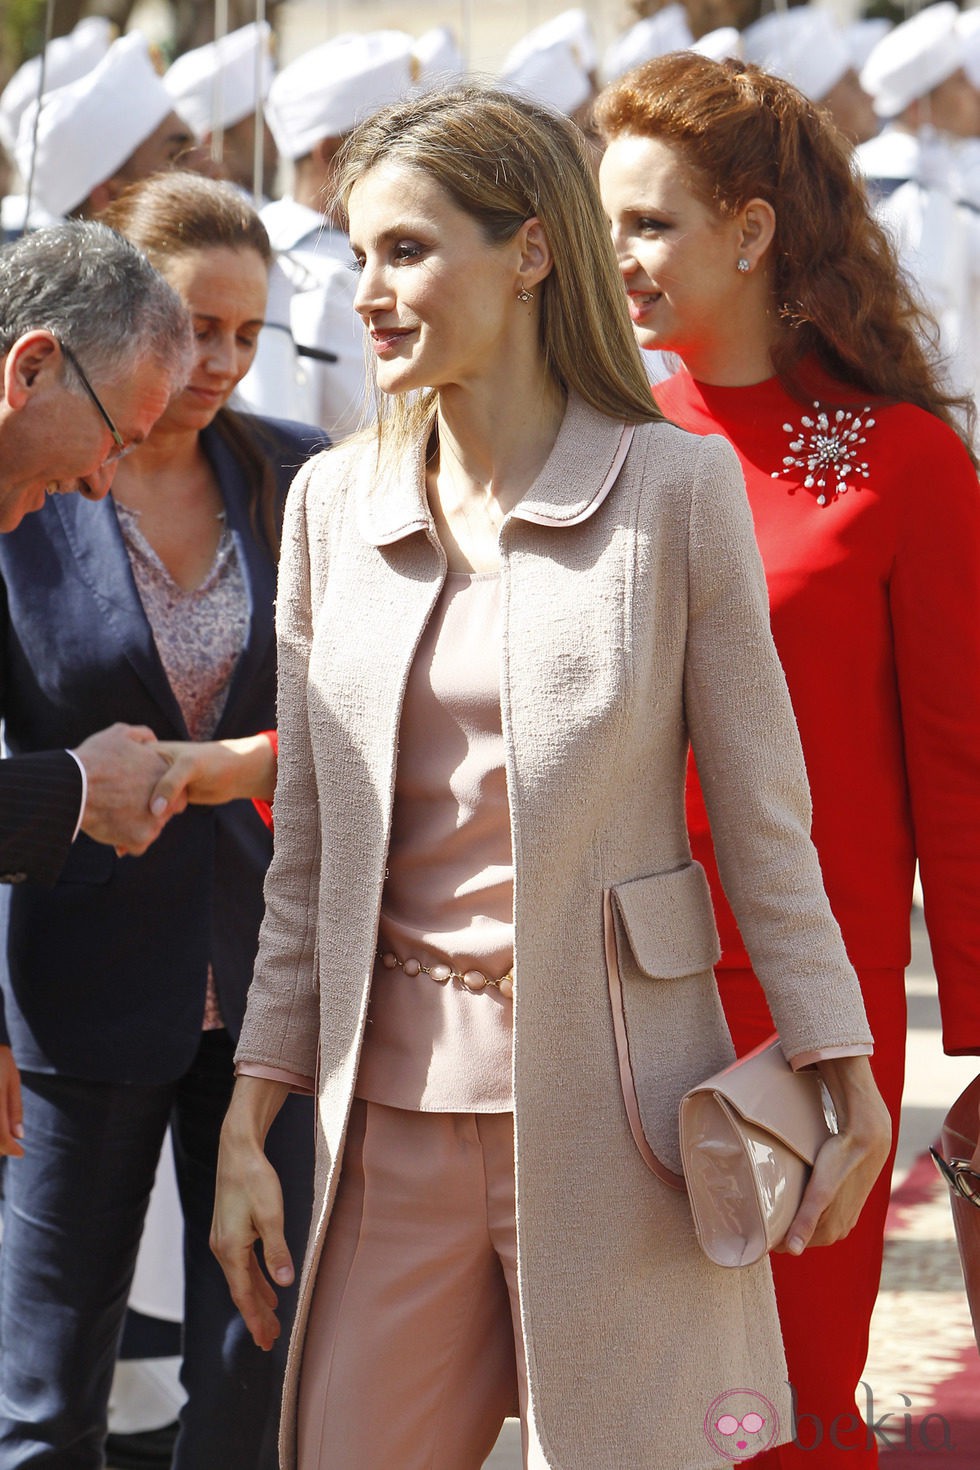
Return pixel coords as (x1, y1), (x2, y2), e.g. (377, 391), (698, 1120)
(500, 37), (592, 116)
(266, 30), (414, 159)
(691, 27), (742, 63)
(861, 2), (963, 118)
(743, 8), (851, 102)
(845, 18), (892, 73)
(957, 9), (980, 90)
(412, 27), (466, 90)
(15, 32), (176, 219)
(0, 16), (113, 153)
(163, 21), (274, 138)
(504, 10), (599, 77)
(602, 6), (694, 84)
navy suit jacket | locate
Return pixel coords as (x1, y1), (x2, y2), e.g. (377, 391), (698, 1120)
(0, 750), (82, 885)
(0, 414), (327, 1083)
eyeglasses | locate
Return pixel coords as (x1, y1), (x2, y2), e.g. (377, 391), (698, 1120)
(930, 1146), (980, 1208)
(716, 1413), (767, 1436)
(59, 342), (133, 464)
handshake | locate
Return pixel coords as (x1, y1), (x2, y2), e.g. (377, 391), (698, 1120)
(74, 723), (277, 856)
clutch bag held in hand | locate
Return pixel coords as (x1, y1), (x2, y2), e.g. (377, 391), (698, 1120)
(678, 1036), (838, 1268)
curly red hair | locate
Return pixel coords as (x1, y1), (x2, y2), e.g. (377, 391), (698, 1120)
(594, 51), (976, 453)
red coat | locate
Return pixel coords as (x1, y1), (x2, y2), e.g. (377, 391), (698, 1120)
(656, 365), (980, 1054)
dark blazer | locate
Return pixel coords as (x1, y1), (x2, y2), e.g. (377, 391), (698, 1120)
(0, 413), (327, 1083)
(0, 750), (82, 886)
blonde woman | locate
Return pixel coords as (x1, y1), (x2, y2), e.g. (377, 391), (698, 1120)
(211, 85), (890, 1470)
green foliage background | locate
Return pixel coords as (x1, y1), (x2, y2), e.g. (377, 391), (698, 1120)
(2, 0), (51, 76)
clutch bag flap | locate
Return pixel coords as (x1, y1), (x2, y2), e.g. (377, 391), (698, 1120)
(694, 1038), (834, 1164)
(679, 1038), (835, 1268)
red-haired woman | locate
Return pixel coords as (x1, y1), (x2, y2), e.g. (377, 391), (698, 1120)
(597, 53), (980, 1469)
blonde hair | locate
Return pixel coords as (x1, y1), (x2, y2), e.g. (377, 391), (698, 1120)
(334, 83), (663, 461)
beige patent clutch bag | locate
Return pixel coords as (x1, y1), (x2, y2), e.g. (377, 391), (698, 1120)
(678, 1037), (838, 1268)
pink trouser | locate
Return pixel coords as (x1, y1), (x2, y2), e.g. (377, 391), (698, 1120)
(296, 1100), (548, 1470)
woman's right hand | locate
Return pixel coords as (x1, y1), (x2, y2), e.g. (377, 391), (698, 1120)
(778, 1055), (892, 1255)
(211, 1076), (293, 1351)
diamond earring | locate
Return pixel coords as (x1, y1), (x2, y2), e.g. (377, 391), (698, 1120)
(736, 258), (751, 274)
(517, 285), (534, 303)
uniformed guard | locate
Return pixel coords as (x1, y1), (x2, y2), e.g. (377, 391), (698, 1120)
(0, 17), (113, 239)
(743, 6), (878, 144)
(601, 5), (693, 84)
(14, 33), (194, 225)
(235, 31), (414, 437)
(163, 21), (277, 199)
(859, 2), (980, 403)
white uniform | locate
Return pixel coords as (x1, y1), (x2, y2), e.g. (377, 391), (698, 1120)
(245, 32), (416, 437)
(235, 195), (367, 439)
(858, 127), (977, 403)
(951, 137), (980, 407)
(857, 3), (979, 407)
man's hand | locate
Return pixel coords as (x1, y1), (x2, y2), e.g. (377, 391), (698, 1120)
(72, 724), (170, 856)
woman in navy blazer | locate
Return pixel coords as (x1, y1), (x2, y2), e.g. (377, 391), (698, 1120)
(0, 174), (327, 1470)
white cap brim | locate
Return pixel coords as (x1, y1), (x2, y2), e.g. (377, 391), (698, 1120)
(15, 33), (177, 218)
(266, 30), (414, 159)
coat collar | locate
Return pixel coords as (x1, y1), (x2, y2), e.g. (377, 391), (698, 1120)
(356, 392), (636, 548)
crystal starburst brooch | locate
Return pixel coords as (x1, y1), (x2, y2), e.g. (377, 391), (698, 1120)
(771, 403), (875, 505)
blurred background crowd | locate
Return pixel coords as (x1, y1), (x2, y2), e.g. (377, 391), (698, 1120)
(5, 0), (980, 432)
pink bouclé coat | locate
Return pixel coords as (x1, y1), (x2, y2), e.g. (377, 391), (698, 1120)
(236, 393), (874, 1470)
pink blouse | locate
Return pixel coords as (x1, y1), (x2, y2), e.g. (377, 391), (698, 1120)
(356, 571), (514, 1111)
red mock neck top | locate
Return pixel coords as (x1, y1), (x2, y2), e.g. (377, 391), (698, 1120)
(655, 364), (980, 1053)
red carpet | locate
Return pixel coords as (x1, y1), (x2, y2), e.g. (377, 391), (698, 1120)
(863, 1149), (980, 1465)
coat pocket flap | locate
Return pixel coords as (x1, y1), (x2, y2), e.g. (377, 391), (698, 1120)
(611, 862), (721, 979)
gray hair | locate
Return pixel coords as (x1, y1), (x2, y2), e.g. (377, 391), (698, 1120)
(0, 219), (192, 394)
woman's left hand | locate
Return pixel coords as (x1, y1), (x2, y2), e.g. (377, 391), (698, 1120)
(776, 1055), (892, 1256)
